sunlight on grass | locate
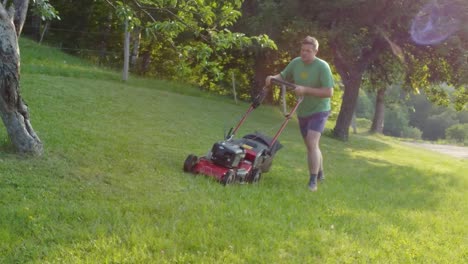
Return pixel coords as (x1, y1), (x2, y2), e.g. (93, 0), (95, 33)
(0, 38), (466, 263)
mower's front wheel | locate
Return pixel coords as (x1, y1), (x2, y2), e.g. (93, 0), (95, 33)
(222, 170), (236, 186)
(250, 169), (262, 183)
(183, 154), (198, 173)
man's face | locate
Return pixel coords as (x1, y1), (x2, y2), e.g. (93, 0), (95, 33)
(300, 44), (317, 63)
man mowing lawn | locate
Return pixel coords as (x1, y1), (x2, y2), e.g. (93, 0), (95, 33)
(265, 36), (334, 192)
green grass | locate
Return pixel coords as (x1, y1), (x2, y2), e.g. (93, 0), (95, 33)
(0, 38), (467, 263)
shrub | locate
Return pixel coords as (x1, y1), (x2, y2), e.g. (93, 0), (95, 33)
(384, 103), (409, 137)
(446, 124), (468, 143)
(423, 111), (459, 140)
(356, 90), (374, 119)
(329, 88), (343, 121)
(402, 126), (422, 140)
(354, 118), (372, 132)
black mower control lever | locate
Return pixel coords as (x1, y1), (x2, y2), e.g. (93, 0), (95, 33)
(252, 89), (266, 109)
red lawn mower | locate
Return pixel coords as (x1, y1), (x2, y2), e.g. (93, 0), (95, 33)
(183, 78), (302, 185)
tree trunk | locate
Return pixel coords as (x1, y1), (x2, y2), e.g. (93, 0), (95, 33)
(39, 20), (49, 44)
(12, 0), (29, 36)
(370, 87), (386, 133)
(140, 42), (153, 76)
(330, 36), (386, 141)
(0, 3), (43, 155)
(333, 76), (362, 140)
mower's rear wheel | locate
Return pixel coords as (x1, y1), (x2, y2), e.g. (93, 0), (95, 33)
(222, 170), (236, 185)
(183, 154), (198, 173)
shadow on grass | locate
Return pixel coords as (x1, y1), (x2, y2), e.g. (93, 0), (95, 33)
(323, 129), (393, 153)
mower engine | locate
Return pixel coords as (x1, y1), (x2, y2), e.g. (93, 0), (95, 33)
(211, 141), (245, 169)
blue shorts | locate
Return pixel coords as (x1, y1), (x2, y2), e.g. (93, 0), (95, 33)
(298, 111), (330, 137)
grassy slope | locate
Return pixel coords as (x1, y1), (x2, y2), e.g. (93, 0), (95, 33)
(0, 38), (466, 263)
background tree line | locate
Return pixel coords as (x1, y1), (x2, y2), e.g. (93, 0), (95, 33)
(355, 84), (468, 143)
(5, 0), (467, 155)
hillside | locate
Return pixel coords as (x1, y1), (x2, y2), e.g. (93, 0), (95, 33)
(0, 38), (466, 263)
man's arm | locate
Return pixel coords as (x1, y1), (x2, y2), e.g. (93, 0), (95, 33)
(294, 85), (333, 98)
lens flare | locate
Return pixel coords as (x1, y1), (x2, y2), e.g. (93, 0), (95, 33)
(410, 0), (461, 45)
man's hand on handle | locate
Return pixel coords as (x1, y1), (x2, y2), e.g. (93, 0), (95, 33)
(265, 74), (282, 87)
(265, 75), (303, 95)
(294, 85), (306, 96)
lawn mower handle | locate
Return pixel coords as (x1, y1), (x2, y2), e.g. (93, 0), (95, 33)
(252, 79), (296, 109)
(270, 78), (297, 90)
(267, 78), (303, 148)
(229, 78), (298, 141)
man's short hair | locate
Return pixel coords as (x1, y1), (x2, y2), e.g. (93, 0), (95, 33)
(302, 36), (319, 50)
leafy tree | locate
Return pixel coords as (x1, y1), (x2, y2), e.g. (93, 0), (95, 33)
(362, 52), (405, 134)
(404, 0), (468, 111)
(39, 1), (276, 97)
(238, 0), (467, 140)
(101, 0), (277, 95)
(408, 89), (468, 141)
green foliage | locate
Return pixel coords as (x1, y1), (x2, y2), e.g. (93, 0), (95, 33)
(423, 111), (459, 141)
(31, 0), (60, 21)
(363, 51), (405, 93)
(356, 89), (374, 119)
(402, 126), (422, 140)
(453, 86), (468, 111)
(329, 87), (343, 121)
(41, 0), (276, 101)
(457, 110), (468, 123)
(111, 0), (276, 95)
(408, 93), (434, 130)
(446, 123), (468, 143)
(355, 117), (372, 131)
(404, 32), (467, 109)
(384, 103), (410, 137)
(407, 91), (468, 141)
(114, 1), (140, 28)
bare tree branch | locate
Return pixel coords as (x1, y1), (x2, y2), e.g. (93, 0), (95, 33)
(103, 0), (116, 9)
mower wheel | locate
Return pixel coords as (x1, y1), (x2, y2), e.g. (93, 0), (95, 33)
(222, 170), (236, 185)
(250, 169), (262, 183)
(183, 154), (198, 172)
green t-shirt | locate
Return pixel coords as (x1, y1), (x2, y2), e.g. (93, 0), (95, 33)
(280, 57), (334, 117)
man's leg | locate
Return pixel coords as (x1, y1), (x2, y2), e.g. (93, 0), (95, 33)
(304, 130), (322, 191)
(318, 148), (324, 181)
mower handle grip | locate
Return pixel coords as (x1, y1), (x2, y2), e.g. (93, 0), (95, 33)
(270, 78), (296, 90)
